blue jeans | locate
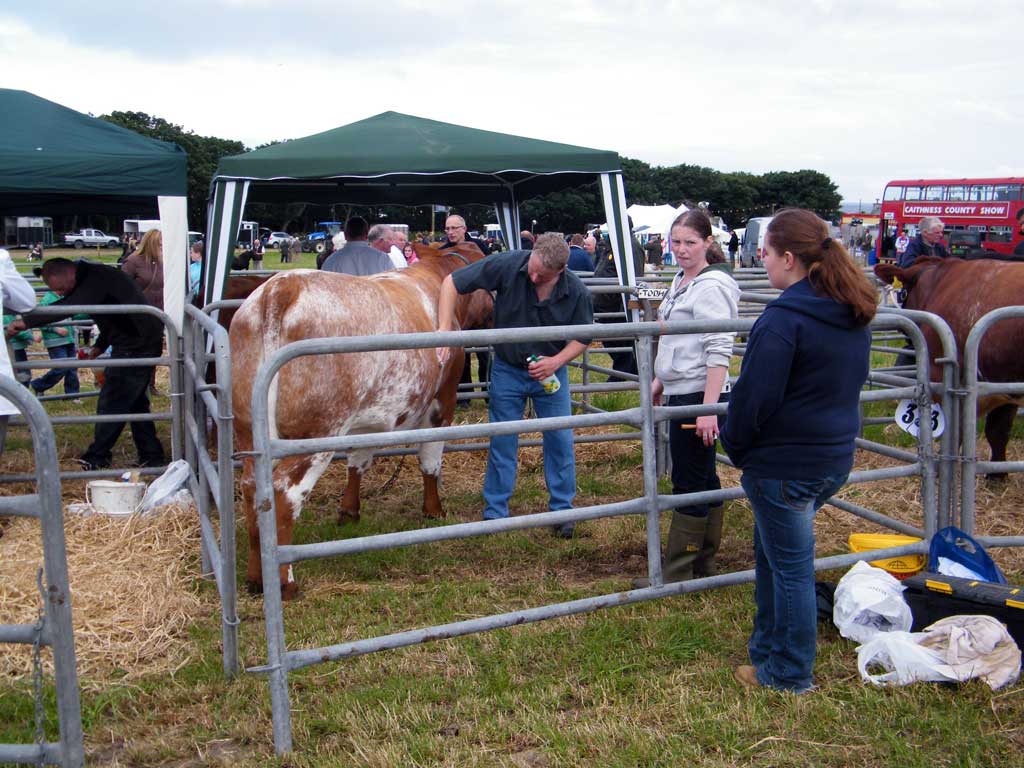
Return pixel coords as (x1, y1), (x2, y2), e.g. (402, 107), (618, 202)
(741, 472), (847, 692)
(483, 357), (575, 520)
(31, 344), (80, 395)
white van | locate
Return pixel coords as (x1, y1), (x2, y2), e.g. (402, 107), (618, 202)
(739, 216), (773, 268)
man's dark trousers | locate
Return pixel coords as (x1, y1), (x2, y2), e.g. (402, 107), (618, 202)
(81, 364), (164, 467)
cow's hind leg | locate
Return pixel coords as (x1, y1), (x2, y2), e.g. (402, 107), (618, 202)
(340, 448), (374, 524)
(419, 365), (461, 519)
(241, 460), (263, 595)
(984, 403), (1018, 481)
(419, 440), (446, 518)
(246, 451), (333, 600)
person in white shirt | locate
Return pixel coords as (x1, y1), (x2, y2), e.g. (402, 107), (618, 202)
(0, 248), (41, 450)
(389, 228), (410, 270)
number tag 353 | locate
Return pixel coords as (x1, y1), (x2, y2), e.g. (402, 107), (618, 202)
(894, 399), (945, 438)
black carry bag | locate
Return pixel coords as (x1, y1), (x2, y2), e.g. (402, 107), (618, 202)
(903, 572), (1024, 648)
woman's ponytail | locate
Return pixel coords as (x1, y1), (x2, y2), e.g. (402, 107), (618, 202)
(767, 209), (876, 325)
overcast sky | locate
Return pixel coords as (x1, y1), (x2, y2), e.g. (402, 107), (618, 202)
(1, 1), (1021, 208)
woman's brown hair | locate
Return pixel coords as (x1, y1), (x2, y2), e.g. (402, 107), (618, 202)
(766, 208), (876, 325)
(671, 209), (726, 264)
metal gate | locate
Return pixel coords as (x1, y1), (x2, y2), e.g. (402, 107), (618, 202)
(0, 377), (84, 767)
(241, 312), (940, 754)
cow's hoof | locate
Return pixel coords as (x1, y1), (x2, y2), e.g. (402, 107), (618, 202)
(984, 473), (1009, 483)
(422, 507), (445, 519)
(244, 579), (299, 600)
(337, 509), (360, 525)
(281, 582), (300, 601)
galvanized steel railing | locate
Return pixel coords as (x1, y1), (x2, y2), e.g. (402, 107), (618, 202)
(242, 313), (938, 755)
(0, 377), (84, 768)
(182, 303), (239, 677)
(960, 306), (1024, 536)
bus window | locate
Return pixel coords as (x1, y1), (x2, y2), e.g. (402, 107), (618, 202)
(994, 184), (1021, 201)
(925, 186), (945, 201)
(968, 185), (994, 201)
(988, 226), (1013, 243)
(947, 185), (966, 201)
(883, 186), (903, 201)
(904, 186), (923, 201)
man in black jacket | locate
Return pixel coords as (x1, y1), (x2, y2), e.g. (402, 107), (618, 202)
(19, 258), (166, 470)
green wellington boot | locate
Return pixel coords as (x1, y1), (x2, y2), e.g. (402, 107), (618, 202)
(632, 511), (708, 588)
(693, 506), (724, 578)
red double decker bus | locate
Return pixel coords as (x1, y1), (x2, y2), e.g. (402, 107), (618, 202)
(876, 177), (1024, 262)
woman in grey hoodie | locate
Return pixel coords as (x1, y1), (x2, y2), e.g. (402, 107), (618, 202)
(637, 209), (740, 585)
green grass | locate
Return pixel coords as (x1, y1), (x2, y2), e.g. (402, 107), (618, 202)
(4, 487), (1022, 766)
(3, 288), (1023, 765)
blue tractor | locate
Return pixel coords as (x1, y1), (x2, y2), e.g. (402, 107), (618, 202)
(302, 221), (343, 253)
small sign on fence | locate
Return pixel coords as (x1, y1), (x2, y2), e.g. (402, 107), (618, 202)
(894, 399), (945, 438)
(636, 285), (667, 300)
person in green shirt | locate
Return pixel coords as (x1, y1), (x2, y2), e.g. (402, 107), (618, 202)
(29, 290), (81, 398)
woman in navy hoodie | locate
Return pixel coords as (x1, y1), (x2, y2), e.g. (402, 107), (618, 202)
(721, 208), (877, 693)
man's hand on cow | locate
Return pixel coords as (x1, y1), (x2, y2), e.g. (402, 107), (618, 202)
(527, 355), (559, 381)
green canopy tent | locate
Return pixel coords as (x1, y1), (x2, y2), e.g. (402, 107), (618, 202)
(204, 111), (636, 308)
(0, 88), (190, 331)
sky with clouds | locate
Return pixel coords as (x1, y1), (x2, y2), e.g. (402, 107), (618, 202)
(1, 0), (1021, 208)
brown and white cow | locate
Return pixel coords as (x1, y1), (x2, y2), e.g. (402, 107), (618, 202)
(874, 256), (1024, 476)
(231, 242), (489, 598)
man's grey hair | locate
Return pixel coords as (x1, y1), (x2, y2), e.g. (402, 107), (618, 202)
(368, 224), (393, 244)
(532, 232), (569, 270)
(919, 216), (944, 233)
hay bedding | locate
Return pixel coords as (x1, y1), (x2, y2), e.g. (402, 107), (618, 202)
(0, 503), (206, 684)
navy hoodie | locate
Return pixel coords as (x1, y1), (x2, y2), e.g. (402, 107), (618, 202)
(720, 278), (870, 480)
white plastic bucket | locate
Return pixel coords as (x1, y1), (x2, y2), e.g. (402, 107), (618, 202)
(85, 480), (146, 516)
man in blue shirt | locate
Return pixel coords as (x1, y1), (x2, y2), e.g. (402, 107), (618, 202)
(321, 217), (394, 276)
(567, 234), (594, 272)
(436, 234), (594, 537)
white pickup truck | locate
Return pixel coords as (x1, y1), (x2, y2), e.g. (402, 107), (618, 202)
(63, 229), (120, 248)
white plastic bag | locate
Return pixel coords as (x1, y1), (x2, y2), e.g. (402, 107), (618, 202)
(857, 631), (961, 686)
(833, 560), (913, 643)
(858, 615), (1021, 690)
(139, 459), (192, 512)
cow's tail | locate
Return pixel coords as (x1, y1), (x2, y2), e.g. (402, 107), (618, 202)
(234, 274), (295, 444)
(255, 278), (299, 444)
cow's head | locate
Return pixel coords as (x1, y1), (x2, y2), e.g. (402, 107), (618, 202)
(413, 240), (487, 270)
(873, 256), (951, 310)
(411, 241), (492, 329)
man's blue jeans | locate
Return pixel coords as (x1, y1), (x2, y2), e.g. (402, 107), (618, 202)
(483, 357), (575, 520)
(740, 472), (847, 692)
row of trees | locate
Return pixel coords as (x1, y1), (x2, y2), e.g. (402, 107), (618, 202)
(92, 112), (842, 237)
